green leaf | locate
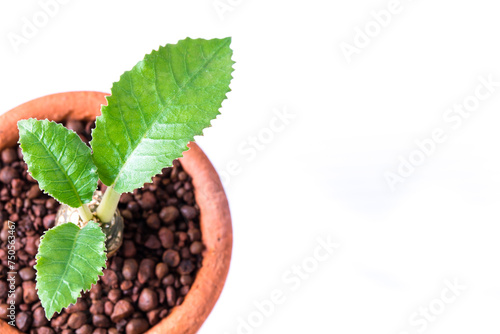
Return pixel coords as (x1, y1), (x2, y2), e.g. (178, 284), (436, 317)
(18, 119), (98, 208)
(35, 221), (107, 319)
(91, 37), (234, 193)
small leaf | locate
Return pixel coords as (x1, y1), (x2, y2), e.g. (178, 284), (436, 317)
(35, 221), (107, 319)
(91, 37), (234, 193)
(18, 119), (98, 208)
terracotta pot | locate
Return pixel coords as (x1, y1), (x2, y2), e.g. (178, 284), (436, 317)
(0, 92), (233, 333)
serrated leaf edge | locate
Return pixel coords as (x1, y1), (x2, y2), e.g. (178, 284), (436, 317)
(90, 37), (235, 192)
(34, 221), (107, 319)
(17, 118), (98, 207)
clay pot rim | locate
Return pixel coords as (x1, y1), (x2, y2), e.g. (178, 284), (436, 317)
(0, 91), (233, 334)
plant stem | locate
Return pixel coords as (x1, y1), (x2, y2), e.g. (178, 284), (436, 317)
(96, 186), (121, 223)
(78, 205), (93, 222)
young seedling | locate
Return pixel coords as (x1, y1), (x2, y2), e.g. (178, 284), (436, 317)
(17, 37), (234, 319)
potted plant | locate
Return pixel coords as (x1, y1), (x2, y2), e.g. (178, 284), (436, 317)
(0, 37), (233, 333)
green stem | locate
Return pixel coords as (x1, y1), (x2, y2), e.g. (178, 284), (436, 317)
(96, 186), (121, 223)
(78, 204), (93, 222)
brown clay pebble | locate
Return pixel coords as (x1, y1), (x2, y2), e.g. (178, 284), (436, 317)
(25, 235), (39, 256)
(138, 259), (155, 284)
(132, 288), (141, 302)
(110, 256), (123, 271)
(51, 313), (69, 328)
(121, 280), (133, 291)
(111, 300), (134, 323)
(66, 119), (85, 133)
(147, 308), (161, 326)
(92, 314), (111, 328)
(126, 318), (149, 334)
(155, 263), (169, 280)
(190, 241), (204, 255)
(158, 227), (174, 249)
(180, 285), (191, 296)
(178, 171), (187, 181)
(144, 235), (161, 249)
(0, 304), (8, 320)
(0, 166), (19, 184)
(17, 311), (32, 332)
(108, 289), (122, 303)
(162, 274), (175, 286)
(104, 301), (114, 316)
(0, 229), (9, 243)
(75, 324), (93, 334)
(121, 209), (133, 220)
(46, 198), (58, 210)
(90, 284), (102, 300)
(187, 228), (201, 241)
(43, 214), (56, 229)
(33, 204), (46, 217)
(32, 307), (49, 327)
(90, 300), (104, 315)
(166, 286), (176, 307)
(66, 299), (88, 313)
(27, 184), (41, 199)
(68, 312), (87, 329)
(22, 281), (38, 304)
(19, 267), (36, 281)
(162, 249), (180, 267)
(101, 269), (119, 288)
(139, 191), (156, 210)
(159, 206), (179, 223)
(37, 327), (56, 334)
(120, 193), (134, 203)
(146, 214), (161, 230)
(32, 300), (42, 310)
(180, 205), (197, 219)
(159, 309), (168, 319)
(138, 288), (158, 312)
(180, 275), (193, 286)
(180, 246), (191, 259)
(177, 260), (195, 275)
(1, 148), (18, 164)
(122, 258), (139, 280)
(122, 240), (137, 258)
(176, 230), (187, 241)
(127, 201), (139, 212)
(0, 281), (7, 299)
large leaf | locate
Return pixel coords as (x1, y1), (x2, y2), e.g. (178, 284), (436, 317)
(35, 221), (107, 319)
(91, 37), (234, 193)
(18, 119), (98, 208)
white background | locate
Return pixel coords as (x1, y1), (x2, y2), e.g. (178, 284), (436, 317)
(1, 0), (500, 333)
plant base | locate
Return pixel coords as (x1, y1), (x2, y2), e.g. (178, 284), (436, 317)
(55, 190), (124, 257)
